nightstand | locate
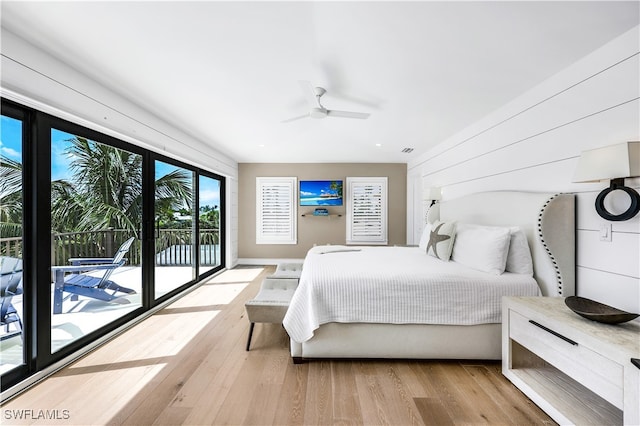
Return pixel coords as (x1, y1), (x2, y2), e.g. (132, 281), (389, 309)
(502, 296), (640, 425)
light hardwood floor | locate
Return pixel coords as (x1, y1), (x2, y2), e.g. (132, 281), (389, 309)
(1, 266), (555, 425)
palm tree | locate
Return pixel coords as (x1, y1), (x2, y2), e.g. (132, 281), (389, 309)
(51, 136), (192, 235)
(51, 137), (144, 233)
(49, 136), (193, 264)
(2, 136), (192, 261)
(154, 169), (193, 228)
(330, 180), (343, 199)
(0, 154), (22, 239)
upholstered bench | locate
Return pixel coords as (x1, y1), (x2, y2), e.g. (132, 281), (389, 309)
(269, 262), (303, 281)
(244, 277), (298, 351)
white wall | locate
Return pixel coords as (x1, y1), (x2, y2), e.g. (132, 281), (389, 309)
(408, 26), (640, 313)
(229, 177), (240, 267)
(1, 28), (240, 267)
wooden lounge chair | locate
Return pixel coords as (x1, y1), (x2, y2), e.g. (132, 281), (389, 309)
(52, 237), (136, 314)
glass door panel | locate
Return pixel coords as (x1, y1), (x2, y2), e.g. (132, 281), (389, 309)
(0, 114), (25, 375)
(154, 160), (195, 298)
(50, 130), (142, 352)
(199, 175), (221, 275)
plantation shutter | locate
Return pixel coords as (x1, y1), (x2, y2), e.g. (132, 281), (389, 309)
(256, 177), (297, 244)
(346, 177), (388, 245)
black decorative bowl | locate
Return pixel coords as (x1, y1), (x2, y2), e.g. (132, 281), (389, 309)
(565, 296), (639, 324)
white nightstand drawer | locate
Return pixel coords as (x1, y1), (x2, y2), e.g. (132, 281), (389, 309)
(509, 309), (624, 408)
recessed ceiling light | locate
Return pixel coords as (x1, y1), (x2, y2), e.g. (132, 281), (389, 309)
(375, 143), (382, 147)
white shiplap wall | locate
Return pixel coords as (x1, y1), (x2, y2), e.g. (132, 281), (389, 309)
(408, 26), (640, 313)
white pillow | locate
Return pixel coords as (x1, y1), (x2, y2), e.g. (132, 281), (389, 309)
(418, 223), (431, 252)
(506, 227), (534, 276)
(451, 223), (511, 275)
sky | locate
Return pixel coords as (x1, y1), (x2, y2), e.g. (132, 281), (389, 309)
(51, 128), (74, 181)
(1, 118), (220, 208)
(0, 115), (22, 162)
(300, 180), (342, 198)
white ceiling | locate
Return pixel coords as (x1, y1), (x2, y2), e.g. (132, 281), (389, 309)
(2, 1), (638, 163)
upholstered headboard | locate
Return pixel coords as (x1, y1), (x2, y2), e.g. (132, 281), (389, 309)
(427, 191), (575, 298)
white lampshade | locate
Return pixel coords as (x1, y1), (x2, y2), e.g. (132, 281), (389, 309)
(423, 186), (441, 201)
(573, 141), (640, 183)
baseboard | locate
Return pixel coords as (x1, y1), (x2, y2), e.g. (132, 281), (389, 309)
(237, 258), (304, 266)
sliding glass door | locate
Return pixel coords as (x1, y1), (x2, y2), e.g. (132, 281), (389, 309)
(49, 129), (143, 351)
(154, 160), (196, 299)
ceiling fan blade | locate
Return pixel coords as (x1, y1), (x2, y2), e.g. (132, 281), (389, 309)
(298, 80), (320, 107)
(326, 110), (370, 119)
(281, 113), (310, 123)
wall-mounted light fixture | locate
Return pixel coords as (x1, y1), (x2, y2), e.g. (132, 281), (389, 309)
(423, 186), (441, 207)
(573, 141), (639, 221)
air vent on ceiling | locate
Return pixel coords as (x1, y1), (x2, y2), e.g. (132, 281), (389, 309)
(401, 147), (414, 153)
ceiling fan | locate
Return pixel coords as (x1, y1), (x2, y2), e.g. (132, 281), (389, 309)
(282, 81), (371, 123)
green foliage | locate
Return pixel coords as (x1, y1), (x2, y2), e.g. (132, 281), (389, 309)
(51, 137), (192, 235)
(0, 155), (23, 230)
(0, 222), (22, 239)
(154, 169), (193, 229)
(1, 137), (198, 243)
(330, 181), (343, 198)
(52, 137), (145, 233)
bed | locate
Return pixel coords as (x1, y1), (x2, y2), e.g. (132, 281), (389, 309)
(283, 191), (575, 362)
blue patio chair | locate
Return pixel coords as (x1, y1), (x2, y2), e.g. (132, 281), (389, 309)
(1, 257), (23, 341)
(52, 237), (137, 314)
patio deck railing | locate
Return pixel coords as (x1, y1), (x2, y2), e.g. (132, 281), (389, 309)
(0, 237), (22, 259)
(0, 228), (220, 266)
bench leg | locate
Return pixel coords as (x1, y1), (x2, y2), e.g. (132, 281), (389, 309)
(246, 322), (255, 351)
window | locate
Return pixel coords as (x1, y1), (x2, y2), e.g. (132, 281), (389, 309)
(346, 177), (388, 245)
(256, 177), (297, 244)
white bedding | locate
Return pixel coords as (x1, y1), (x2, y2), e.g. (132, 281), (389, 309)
(283, 245), (540, 343)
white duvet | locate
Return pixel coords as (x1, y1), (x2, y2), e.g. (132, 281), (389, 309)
(283, 246), (540, 343)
